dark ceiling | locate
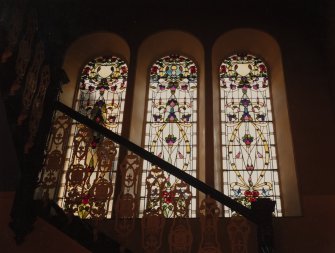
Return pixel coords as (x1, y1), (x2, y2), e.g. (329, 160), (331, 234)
(0, 0), (331, 66)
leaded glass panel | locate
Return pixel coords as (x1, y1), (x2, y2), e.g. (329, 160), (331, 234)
(140, 55), (198, 218)
(57, 56), (128, 218)
(219, 53), (282, 217)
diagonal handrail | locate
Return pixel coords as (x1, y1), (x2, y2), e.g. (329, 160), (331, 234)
(54, 101), (256, 223)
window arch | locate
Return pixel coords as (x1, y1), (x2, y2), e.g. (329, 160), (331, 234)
(140, 54), (198, 218)
(57, 55), (128, 218)
(36, 29), (301, 220)
(57, 33), (130, 218)
(34, 33), (131, 219)
(219, 53), (282, 216)
(59, 34), (130, 107)
(212, 29), (301, 216)
(76, 56), (128, 133)
(133, 31), (205, 218)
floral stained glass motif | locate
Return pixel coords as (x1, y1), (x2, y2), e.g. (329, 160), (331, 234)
(77, 56), (128, 131)
(220, 53), (282, 217)
(57, 56), (128, 218)
(140, 55), (197, 218)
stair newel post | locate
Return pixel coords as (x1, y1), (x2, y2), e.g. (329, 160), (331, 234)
(251, 198), (275, 253)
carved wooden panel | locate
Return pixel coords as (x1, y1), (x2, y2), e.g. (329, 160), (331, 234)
(227, 215), (250, 253)
(115, 152), (141, 236)
(168, 181), (193, 253)
(145, 165), (167, 213)
(169, 217), (193, 253)
(36, 111), (71, 200)
(144, 167), (195, 218)
(63, 125), (117, 219)
(142, 208), (165, 253)
(171, 181), (192, 217)
(198, 197), (222, 253)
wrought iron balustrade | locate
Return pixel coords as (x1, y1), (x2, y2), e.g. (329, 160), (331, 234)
(34, 101), (276, 253)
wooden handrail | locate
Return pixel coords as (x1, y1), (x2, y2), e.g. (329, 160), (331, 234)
(54, 101), (256, 223)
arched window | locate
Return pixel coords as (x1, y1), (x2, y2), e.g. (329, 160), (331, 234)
(56, 56), (128, 218)
(219, 53), (282, 216)
(36, 30), (300, 222)
(212, 29), (301, 217)
(139, 54), (198, 218)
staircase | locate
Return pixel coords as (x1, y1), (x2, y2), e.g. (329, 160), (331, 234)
(29, 102), (274, 253)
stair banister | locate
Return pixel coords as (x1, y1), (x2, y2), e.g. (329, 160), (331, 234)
(55, 101), (255, 221)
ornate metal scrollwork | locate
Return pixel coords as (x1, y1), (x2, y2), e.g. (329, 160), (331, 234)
(63, 127), (117, 219)
(168, 181), (193, 253)
(146, 165), (167, 214)
(115, 152), (141, 236)
(35, 112), (71, 200)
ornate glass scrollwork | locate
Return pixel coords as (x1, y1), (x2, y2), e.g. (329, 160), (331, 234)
(220, 53), (282, 216)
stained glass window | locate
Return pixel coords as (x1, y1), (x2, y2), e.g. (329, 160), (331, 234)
(57, 56), (128, 218)
(140, 55), (198, 218)
(219, 53), (282, 217)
